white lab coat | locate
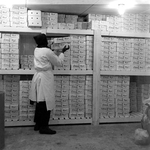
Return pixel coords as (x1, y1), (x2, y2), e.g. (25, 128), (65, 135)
(29, 47), (64, 110)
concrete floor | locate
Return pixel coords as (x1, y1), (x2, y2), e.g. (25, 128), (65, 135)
(3, 123), (150, 150)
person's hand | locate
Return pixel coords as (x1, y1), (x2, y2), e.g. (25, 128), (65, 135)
(62, 45), (70, 53)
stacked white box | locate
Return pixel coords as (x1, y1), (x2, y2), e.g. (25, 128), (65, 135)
(76, 76), (85, 118)
(0, 33), (19, 70)
(145, 39), (150, 71)
(10, 5), (27, 28)
(135, 14), (150, 33)
(53, 76), (62, 119)
(50, 35), (93, 71)
(115, 76), (130, 117)
(20, 55), (34, 69)
(101, 37), (117, 71)
(0, 6), (10, 27)
(129, 82), (137, 113)
(100, 76), (116, 118)
(100, 76), (130, 118)
(106, 15), (122, 32)
(58, 14), (65, 23)
(4, 75), (20, 121)
(53, 76), (70, 119)
(101, 37), (148, 71)
(85, 13), (150, 33)
(85, 75), (93, 118)
(41, 12), (58, 29)
(86, 36), (93, 70)
(74, 22), (88, 30)
(122, 14), (136, 32)
(19, 81), (35, 121)
(131, 39), (146, 71)
(61, 76), (70, 118)
(70, 35), (86, 70)
(69, 75), (86, 119)
(58, 14), (78, 25)
(87, 20), (109, 31)
(117, 38), (132, 71)
(65, 15), (78, 23)
(86, 14), (106, 22)
(57, 14), (78, 29)
(28, 10), (42, 27)
(69, 76), (78, 118)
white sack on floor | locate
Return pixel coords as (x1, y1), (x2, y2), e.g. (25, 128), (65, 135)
(134, 128), (150, 145)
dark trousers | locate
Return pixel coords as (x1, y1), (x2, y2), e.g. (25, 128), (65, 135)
(34, 101), (51, 128)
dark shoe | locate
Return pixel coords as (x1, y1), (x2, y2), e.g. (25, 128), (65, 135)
(39, 127), (56, 134)
(34, 124), (40, 131)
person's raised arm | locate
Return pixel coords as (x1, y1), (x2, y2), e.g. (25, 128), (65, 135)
(47, 45), (70, 67)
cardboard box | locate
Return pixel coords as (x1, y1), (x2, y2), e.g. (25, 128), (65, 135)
(28, 10), (41, 16)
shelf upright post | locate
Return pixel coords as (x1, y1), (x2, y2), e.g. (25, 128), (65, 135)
(92, 29), (101, 125)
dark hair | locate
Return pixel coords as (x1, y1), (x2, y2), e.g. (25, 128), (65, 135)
(33, 34), (48, 48)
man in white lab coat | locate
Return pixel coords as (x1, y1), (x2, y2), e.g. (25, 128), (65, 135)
(29, 34), (69, 134)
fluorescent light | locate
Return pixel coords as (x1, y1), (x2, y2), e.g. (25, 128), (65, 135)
(118, 4), (125, 15)
(108, 0), (136, 15)
(108, 0), (136, 9)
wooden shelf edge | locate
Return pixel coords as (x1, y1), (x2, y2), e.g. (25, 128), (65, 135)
(47, 29), (94, 35)
(54, 70), (93, 75)
(0, 70), (93, 75)
(5, 118), (92, 127)
(0, 27), (42, 33)
(101, 31), (150, 38)
(100, 116), (142, 123)
(100, 71), (150, 76)
(1, 27), (150, 37)
(0, 27), (94, 35)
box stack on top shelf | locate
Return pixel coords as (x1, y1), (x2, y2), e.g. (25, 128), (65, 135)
(42, 12), (58, 29)
(27, 10), (42, 27)
(0, 5), (28, 27)
(85, 13), (150, 33)
(10, 6), (28, 28)
(58, 14), (77, 29)
(0, 6), (10, 27)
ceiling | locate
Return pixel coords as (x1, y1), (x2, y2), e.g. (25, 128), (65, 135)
(27, 4), (150, 16)
(24, 0), (150, 16)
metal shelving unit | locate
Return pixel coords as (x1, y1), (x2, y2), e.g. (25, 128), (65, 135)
(1, 27), (148, 126)
(1, 27), (96, 126)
